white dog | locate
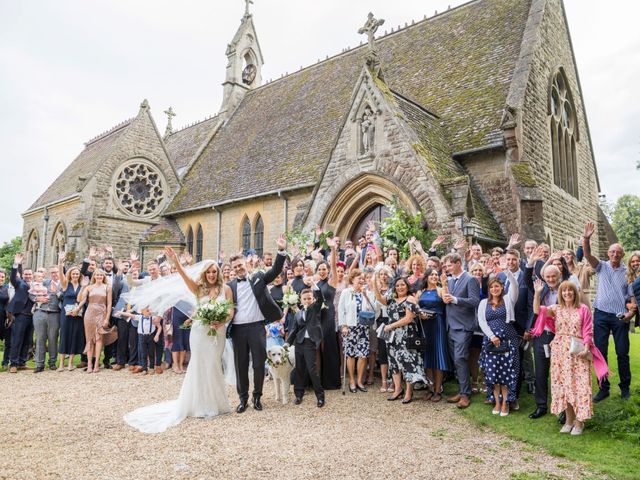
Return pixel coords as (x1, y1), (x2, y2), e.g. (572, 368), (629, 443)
(267, 344), (295, 404)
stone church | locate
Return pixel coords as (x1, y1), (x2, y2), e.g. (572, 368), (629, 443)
(22, 0), (614, 268)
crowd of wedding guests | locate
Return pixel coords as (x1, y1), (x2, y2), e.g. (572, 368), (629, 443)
(1, 220), (639, 436)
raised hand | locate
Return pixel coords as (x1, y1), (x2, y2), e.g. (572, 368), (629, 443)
(14, 252), (24, 265)
(276, 233), (287, 251)
(413, 239), (423, 252)
(440, 272), (448, 287)
(326, 236), (336, 249)
(164, 246), (179, 263)
(430, 235), (446, 249)
(498, 255), (507, 270)
(507, 233), (521, 248)
(367, 220), (376, 233)
(81, 276), (90, 287)
(315, 224), (323, 237)
(408, 236), (416, 246)
(453, 238), (466, 251)
(104, 244), (113, 255)
(533, 278), (545, 294)
(130, 250), (139, 262)
(583, 221), (596, 239)
(89, 246), (97, 259)
(219, 250), (225, 261)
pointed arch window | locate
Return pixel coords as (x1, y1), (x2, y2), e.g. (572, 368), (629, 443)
(242, 217), (251, 253)
(51, 222), (66, 264)
(186, 226), (194, 256)
(27, 230), (39, 269)
(549, 69), (579, 198)
(254, 214), (264, 256)
(195, 224), (203, 263)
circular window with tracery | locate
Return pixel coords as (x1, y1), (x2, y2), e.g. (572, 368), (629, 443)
(113, 160), (166, 217)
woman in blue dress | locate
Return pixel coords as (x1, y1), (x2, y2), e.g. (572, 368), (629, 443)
(57, 256), (85, 371)
(417, 268), (451, 402)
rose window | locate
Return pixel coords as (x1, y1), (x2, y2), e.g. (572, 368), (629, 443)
(114, 161), (165, 217)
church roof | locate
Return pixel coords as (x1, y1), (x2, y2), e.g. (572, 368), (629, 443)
(27, 119), (132, 211)
(140, 217), (185, 245)
(164, 116), (220, 175)
(167, 0), (531, 215)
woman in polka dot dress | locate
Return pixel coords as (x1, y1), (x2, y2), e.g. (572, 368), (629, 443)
(478, 270), (520, 416)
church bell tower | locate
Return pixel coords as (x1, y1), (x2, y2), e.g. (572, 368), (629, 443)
(219, 1), (264, 114)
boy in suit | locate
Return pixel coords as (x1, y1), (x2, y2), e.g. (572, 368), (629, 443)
(286, 283), (325, 407)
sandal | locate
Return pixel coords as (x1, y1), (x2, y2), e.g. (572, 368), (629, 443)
(431, 393), (442, 402)
(379, 383), (388, 393)
(422, 391), (434, 401)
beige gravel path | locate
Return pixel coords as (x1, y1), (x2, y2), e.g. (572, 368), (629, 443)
(1, 368), (588, 480)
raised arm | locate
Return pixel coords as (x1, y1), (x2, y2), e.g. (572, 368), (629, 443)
(164, 246), (199, 296)
(327, 236), (339, 289)
(532, 279), (544, 315)
(505, 269), (519, 306)
(58, 252), (68, 290)
(581, 221), (600, 270)
(262, 234), (287, 284)
(371, 272), (388, 305)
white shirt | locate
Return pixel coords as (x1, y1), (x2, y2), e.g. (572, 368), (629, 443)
(135, 315), (156, 335)
(233, 278), (265, 325)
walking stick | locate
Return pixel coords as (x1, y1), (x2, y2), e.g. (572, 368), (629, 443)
(341, 333), (347, 395)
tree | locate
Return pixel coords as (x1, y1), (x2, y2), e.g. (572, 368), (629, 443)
(0, 237), (22, 272)
(611, 195), (640, 253)
(379, 199), (434, 258)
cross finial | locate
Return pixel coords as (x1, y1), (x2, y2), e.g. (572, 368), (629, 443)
(164, 107), (176, 138)
(358, 12), (385, 53)
(244, 0), (253, 16)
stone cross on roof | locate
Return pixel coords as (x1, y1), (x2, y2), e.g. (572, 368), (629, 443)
(244, 0), (253, 16)
(164, 107), (176, 138)
(358, 12), (385, 53)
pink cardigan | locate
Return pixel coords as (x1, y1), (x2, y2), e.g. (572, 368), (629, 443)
(531, 304), (609, 385)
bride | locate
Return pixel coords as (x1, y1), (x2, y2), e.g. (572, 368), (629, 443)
(122, 247), (233, 433)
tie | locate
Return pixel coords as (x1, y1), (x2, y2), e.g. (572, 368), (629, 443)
(237, 277), (247, 282)
(451, 277), (458, 291)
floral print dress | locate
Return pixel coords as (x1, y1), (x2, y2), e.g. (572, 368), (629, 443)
(550, 307), (593, 421)
(386, 299), (427, 384)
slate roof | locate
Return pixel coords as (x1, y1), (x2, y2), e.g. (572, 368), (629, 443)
(140, 217), (185, 244)
(164, 116), (220, 174)
(167, 0), (531, 215)
(28, 119), (132, 210)
(394, 93), (505, 241)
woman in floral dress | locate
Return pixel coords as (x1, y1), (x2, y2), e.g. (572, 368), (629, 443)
(373, 276), (427, 404)
(531, 280), (608, 435)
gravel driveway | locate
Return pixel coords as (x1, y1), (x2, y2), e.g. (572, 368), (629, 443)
(0, 369), (588, 479)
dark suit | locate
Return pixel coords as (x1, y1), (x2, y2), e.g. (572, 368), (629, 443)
(287, 288), (325, 400)
(8, 266), (34, 367)
(445, 270), (480, 397)
(227, 251), (286, 403)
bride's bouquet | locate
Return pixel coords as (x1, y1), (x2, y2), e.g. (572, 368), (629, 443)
(183, 298), (234, 337)
(282, 290), (300, 313)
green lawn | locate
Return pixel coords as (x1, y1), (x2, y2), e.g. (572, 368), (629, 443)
(454, 334), (640, 480)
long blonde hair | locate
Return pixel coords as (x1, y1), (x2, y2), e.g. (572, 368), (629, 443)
(197, 261), (223, 297)
(90, 269), (109, 286)
(627, 251), (640, 285)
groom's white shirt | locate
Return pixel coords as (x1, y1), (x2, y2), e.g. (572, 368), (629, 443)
(233, 279), (265, 325)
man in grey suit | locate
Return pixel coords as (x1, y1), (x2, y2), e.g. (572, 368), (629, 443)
(443, 253), (480, 408)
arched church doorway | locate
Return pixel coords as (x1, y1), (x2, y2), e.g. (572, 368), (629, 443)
(350, 204), (390, 241)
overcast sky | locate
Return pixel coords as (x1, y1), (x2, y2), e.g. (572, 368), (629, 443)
(0, 0), (638, 243)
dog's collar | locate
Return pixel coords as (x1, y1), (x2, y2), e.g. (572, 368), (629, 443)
(267, 345), (292, 367)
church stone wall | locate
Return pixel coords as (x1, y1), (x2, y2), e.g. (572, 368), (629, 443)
(519, 0), (601, 253)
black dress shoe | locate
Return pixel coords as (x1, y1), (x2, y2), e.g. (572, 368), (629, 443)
(528, 407), (547, 419)
(593, 389), (610, 403)
(236, 401), (248, 414)
(621, 389), (631, 400)
(103, 363), (113, 370)
(317, 398), (325, 408)
(558, 411), (567, 425)
(294, 397), (303, 405)
(401, 397), (413, 404)
(253, 397), (263, 411)
(387, 390), (405, 401)
(34, 366), (45, 373)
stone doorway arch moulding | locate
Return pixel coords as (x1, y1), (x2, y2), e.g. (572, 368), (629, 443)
(319, 173), (420, 240)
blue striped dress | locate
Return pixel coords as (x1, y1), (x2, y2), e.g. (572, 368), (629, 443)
(418, 289), (452, 371)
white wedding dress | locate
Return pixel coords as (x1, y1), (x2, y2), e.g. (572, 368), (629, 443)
(124, 292), (232, 433)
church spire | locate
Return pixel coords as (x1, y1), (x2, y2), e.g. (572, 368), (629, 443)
(219, 1), (264, 114)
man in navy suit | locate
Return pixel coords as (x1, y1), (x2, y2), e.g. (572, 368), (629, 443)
(7, 253), (35, 373)
(443, 253), (480, 409)
(497, 249), (534, 407)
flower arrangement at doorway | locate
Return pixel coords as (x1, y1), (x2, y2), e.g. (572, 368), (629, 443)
(379, 199), (434, 258)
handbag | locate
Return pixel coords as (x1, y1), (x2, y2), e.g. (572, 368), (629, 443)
(376, 322), (392, 341)
(406, 313), (427, 351)
(569, 337), (585, 355)
(485, 339), (510, 355)
(357, 292), (376, 327)
(419, 308), (437, 321)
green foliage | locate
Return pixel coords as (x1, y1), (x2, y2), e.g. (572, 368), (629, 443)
(611, 194), (640, 252)
(0, 237), (21, 273)
(379, 199), (434, 258)
(285, 227), (334, 255)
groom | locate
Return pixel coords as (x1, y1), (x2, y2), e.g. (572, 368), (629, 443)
(228, 234), (287, 413)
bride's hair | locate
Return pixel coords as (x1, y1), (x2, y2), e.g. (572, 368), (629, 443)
(197, 262), (223, 297)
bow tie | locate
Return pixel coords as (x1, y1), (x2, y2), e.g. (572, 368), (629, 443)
(237, 277), (247, 282)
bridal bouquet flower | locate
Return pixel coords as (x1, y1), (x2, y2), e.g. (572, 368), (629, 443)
(282, 290), (300, 312)
(188, 298), (234, 337)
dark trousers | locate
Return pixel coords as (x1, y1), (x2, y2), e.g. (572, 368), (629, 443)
(2, 324), (12, 367)
(231, 321), (266, 402)
(594, 308), (631, 392)
(103, 316), (116, 366)
(138, 334), (156, 371)
(127, 322), (138, 365)
(533, 331), (554, 409)
(115, 318), (130, 365)
(9, 314), (33, 367)
(154, 331), (164, 365)
(294, 338), (325, 400)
